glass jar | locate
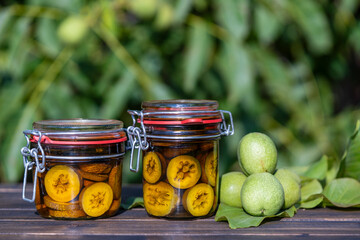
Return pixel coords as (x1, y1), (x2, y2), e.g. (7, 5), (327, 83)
(21, 119), (126, 220)
(127, 100), (234, 218)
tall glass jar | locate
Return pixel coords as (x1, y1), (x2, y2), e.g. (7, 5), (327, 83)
(127, 100), (234, 218)
(21, 119), (126, 220)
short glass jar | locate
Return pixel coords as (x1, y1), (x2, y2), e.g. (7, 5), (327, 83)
(21, 119), (126, 220)
(127, 100), (234, 218)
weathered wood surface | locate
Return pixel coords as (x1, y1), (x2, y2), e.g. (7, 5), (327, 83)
(0, 184), (359, 239)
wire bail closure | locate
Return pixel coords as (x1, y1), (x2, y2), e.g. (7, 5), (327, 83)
(21, 130), (46, 203)
(219, 110), (235, 137)
(127, 110), (150, 172)
(126, 109), (234, 173)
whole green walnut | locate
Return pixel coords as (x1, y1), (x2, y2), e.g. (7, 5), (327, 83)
(129, 0), (158, 19)
(238, 132), (277, 175)
(220, 172), (247, 208)
(57, 16), (88, 45)
(154, 3), (174, 30)
(241, 172), (284, 216)
(275, 169), (301, 209)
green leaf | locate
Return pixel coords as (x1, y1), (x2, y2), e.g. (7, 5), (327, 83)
(337, 0), (359, 12)
(31, 0), (83, 13)
(36, 18), (61, 57)
(217, 39), (253, 105)
(0, 84), (26, 126)
(101, 70), (136, 118)
(7, 18), (31, 78)
(173, 0), (192, 24)
(326, 155), (340, 185)
(303, 155), (328, 180)
(121, 197), (144, 210)
(149, 81), (177, 100)
(299, 179), (323, 208)
(300, 195), (323, 209)
(300, 179), (323, 201)
(0, 7), (12, 45)
(64, 62), (91, 92)
(95, 56), (123, 95)
(215, 0), (249, 40)
(323, 178), (360, 208)
(41, 81), (82, 118)
(254, 3), (281, 45)
(215, 203), (297, 229)
(250, 46), (306, 114)
(350, 22), (360, 53)
(285, 0), (332, 55)
(215, 204), (263, 229)
(341, 120), (360, 180)
(334, 0), (359, 32)
(183, 20), (213, 93)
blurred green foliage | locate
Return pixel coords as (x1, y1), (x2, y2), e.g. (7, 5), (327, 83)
(0, 0), (359, 183)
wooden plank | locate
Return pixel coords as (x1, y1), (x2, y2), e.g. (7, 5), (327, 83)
(0, 184), (359, 240)
(0, 220), (358, 237)
(0, 236), (359, 240)
(1, 207), (359, 222)
(0, 208), (359, 234)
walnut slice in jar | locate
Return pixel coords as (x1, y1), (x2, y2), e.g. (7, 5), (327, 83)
(143, 152), (166, 184)
(166, 155), (201, 189)
(143, 181), (178, 217)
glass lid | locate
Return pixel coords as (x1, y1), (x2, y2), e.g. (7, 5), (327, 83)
(138, 99), (222, 121)
(142, 99), (218, 111)
(33, 119), (123, 132)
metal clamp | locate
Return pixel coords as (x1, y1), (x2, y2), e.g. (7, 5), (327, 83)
(220, 110), (235, 136)
(127, 110), (150, 172)
(21, 130), (46, 203)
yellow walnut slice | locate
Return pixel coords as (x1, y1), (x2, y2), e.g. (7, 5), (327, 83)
(161, 145), (198, 159)
(49, 209), (86, 219)
(166, 155), (201, 189)
(143, 181), (178, 217)
(108, 164), (123, 200)
(143, 152), (165, 184)
(44, 165), (81, 202)
(83, 179), (95, 187)
(80, 163), (112, 174)
(107, 199), (121, 216)
(201, 151), (218, 187)
(44, 195), (81, 211)
(183, 183), (215, 217)
(34, 171), (41, 205)
(80, 182), (114, 217)
(79, 170), (109, 182)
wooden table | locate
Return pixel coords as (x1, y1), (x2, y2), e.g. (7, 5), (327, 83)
(0, 184), (359, 239)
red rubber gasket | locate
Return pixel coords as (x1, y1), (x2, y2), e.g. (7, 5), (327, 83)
(30, 135), (127, 145)
(139, 118), (223, 125)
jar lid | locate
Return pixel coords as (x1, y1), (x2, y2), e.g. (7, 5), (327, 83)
(142, 99), (218, 111)
(33, 119), (123, 132)
(30, 119), (126, 144)
(141, 99), (222, 123)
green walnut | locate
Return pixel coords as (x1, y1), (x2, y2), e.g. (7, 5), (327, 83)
(238, 132), (277, 175)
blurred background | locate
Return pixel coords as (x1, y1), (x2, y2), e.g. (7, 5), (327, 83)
(0, 0), (359, 183)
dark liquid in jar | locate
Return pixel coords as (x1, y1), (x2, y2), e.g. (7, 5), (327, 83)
(142, 140), (219, 218)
